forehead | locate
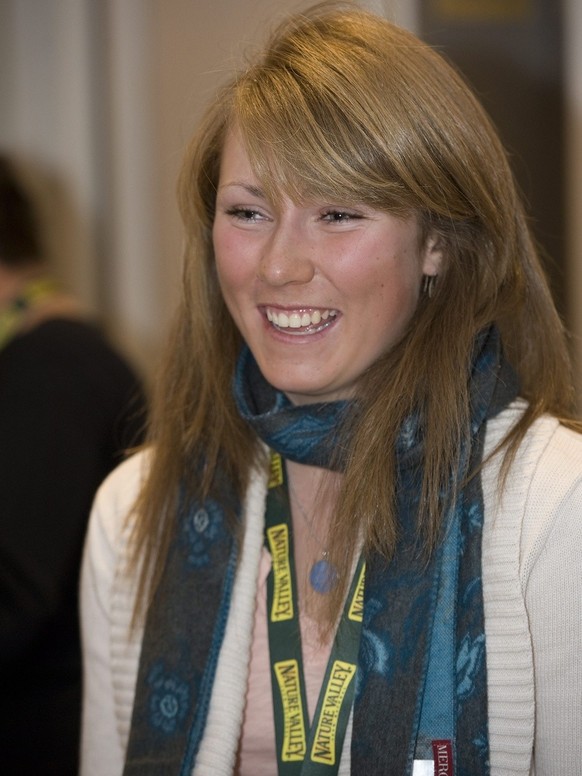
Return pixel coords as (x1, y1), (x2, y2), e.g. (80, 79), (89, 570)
(215, 126), (425, 247)
(216, 129), (360, 217)
(217, 125), (360, 210)
(218, 129), (255, 182)
(217, 127), (314, 208)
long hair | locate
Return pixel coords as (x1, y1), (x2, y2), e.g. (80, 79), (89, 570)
(129, 1), (576, 623)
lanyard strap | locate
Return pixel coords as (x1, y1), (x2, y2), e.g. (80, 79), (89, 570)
(265, 452), (365, 776)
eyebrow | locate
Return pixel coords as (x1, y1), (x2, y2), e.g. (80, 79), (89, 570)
(218, 181), (266, 199)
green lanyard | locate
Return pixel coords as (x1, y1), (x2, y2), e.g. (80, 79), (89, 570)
(265, 452), (365, 776)
(0, 278), (57, 350)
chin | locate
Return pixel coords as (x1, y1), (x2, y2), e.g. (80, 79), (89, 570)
(269, 380), (322, 405)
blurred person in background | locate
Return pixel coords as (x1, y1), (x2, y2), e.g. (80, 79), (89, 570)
(0, 154), (145, 774)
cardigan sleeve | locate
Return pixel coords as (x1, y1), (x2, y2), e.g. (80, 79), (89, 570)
(79, 453), (146, 776)
(520, 424), (582, 775)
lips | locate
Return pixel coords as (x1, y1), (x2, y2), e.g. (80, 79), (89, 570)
(264, 307), (338, 333)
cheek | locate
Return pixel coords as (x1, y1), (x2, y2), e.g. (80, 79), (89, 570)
(365, 261), (422, 331)
(360, 251), (421, 300)
(213, 234), (249, 292)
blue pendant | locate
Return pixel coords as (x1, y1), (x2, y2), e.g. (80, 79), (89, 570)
(309, 557), (339, 594)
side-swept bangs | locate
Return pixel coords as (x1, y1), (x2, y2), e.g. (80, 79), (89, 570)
(229, 19), (430, 216)
(226, 8), (501, 233)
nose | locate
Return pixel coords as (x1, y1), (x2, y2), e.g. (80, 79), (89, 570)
(258, 221), (315, 286)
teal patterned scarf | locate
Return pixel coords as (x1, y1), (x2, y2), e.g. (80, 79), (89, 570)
(122, 326), (517, 775)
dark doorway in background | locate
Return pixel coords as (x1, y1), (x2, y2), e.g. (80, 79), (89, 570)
(420, 0), (567, 323)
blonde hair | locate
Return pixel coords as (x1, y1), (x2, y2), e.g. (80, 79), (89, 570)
(130, 1), (576, 623)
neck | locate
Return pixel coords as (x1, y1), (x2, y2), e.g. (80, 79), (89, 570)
(0, 270), (83, 348)
(0, 265), (43, 308)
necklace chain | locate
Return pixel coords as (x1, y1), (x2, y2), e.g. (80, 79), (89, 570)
(287, 474), (338, 594)
(287, 477), (326, 552)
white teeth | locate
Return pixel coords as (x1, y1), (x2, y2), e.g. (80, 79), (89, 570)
(267, 308), (337, 330)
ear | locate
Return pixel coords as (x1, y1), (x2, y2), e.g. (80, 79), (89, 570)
(421, 233), (443, 277)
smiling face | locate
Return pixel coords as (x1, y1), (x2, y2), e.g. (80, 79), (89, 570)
(212, 129), (441, 405)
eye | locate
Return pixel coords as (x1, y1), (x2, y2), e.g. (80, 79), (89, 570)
(225, 206), (267, 223)
(320, 209), (364, 223)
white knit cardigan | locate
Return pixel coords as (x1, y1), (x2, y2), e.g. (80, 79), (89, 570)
(80, 402), (582, 776)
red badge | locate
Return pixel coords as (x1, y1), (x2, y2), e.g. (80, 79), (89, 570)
(431, 740), (454, 775)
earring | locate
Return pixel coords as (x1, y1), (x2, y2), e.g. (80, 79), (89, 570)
(422, 274), (437, 298)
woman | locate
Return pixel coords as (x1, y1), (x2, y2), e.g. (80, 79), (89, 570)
(80, 3), (582, 774)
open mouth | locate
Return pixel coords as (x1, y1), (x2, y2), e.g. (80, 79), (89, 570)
(265, 307), (338, 334)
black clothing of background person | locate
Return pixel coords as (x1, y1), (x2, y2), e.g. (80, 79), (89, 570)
(0, 317), (145, 774)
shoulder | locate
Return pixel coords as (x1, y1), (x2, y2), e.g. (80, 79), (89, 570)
(80, 449), (150, 668)
(483, 401), (582, 580)
(481, 404), (582, 771)
(80, 450), (151, 773)
(90, 450), (150, 540)
(4, 318), (105, 359)
(2, 318), (139, 381)
(0, 318), (141, 394)
(82, 450), (151, 598)
(484, 399), (582, 462)
(484, 401), (582, 505)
